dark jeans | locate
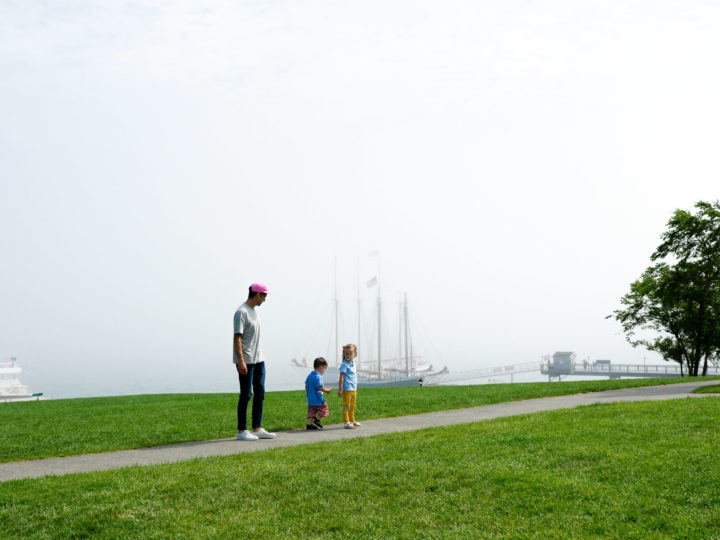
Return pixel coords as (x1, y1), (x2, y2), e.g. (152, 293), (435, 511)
(237, 361), (265, 431)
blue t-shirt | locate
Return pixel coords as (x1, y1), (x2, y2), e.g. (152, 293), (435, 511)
(339, 360), (357, 391)
(305, 370), (325, 406)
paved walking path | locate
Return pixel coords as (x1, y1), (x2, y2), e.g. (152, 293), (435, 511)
(1, 381), (717, 483)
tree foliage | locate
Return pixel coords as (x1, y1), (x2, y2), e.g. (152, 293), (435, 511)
(610, 201), (720, 376)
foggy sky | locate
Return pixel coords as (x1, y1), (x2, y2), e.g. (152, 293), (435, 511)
(2, 1), (719, 397)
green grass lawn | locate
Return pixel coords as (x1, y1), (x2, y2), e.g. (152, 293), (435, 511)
(1, 377), (714, 462)
(1, 397), (718, 538)
(693, 383), (720, 394)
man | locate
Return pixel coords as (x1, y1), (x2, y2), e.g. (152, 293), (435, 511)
(234, 282), (276, 441)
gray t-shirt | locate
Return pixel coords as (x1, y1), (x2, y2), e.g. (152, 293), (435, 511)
(233, 303), (264, 365)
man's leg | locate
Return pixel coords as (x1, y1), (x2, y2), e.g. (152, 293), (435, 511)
(250, 361), (266, 430)
(237, 364), (254, 432)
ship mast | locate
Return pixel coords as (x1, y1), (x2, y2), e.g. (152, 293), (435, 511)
(404, 292), (410, 377)
(334, 256), (339, 367)
(357, 257), (361, 362)
(377, 270), (382, 379)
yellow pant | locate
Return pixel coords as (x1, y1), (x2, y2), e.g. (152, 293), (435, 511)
(342, 390), (357, 423)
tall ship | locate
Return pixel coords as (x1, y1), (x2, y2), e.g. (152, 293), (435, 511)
(0, 357), (37, 402)
(291, 256), (448, 387)
(293, 355), (447, 388)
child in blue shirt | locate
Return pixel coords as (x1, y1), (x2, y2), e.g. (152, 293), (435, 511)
(305, 357), (332, 430)
(338, 344), (360, 429)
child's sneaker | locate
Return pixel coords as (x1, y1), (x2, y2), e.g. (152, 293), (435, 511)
(312, 417), (324, 429)
(352, 421), (361, 427)
(344, 422), (356, 429)
(306, 424), (319, 430)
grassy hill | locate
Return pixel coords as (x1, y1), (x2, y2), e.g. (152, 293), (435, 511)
(1, 396), (719, 538)
(0, 377), (713, 462)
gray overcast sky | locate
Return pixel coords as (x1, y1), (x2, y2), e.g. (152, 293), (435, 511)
(2, 1), (719, 397)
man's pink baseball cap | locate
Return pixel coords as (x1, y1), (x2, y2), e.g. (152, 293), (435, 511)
(250, 282), (269, 294)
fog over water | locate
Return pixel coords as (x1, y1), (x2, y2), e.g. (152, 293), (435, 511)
(2, 1), (720, 399)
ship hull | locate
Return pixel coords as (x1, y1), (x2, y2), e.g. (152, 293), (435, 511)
(310, 366), (426, 388)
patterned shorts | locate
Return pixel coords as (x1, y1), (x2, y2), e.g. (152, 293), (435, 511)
(307, 402), (329, 419)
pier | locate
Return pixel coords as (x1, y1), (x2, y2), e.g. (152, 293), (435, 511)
(422, 358), (720, 385)
(540, 360), (720, 380)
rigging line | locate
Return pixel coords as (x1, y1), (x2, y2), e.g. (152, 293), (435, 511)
(294, 295), (337, 364)
(336, 305), (353, 364)
(296, 302), (332, 355)
(408, 306), (445, 366)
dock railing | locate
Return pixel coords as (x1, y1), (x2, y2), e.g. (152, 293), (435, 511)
(541, 362), (720, 378)
(423, 362), (540, 385)
(423, 361), (720, 386)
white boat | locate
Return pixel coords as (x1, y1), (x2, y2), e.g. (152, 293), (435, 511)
(0, 357), (40, 402)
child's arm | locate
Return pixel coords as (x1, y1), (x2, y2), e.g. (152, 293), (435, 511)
(338, 373), (345, 396)
(318, 386), (332, 394)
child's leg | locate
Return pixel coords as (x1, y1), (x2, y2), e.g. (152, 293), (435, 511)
(342, 392), (352, 424)
(313, 405), (326, 428)
(347, 391), (357, 422)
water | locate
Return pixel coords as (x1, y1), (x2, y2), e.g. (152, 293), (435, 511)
(19, 365), (306, 400)
(16, 363), (637, 400)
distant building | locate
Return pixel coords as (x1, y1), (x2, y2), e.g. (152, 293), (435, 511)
(551, 351), (576, 374)
(595, 359), (611, 366)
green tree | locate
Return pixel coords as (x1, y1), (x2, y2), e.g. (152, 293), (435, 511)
(610, 201), (720, 376)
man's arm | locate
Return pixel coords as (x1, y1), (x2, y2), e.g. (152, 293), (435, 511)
(234, 333), (247, 375)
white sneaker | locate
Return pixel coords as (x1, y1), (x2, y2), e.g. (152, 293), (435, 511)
(345, 422), (356, 429)
(254, 428), (277, 439)
(237, 430), (259, 441)
(353, 421), (361, 427)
